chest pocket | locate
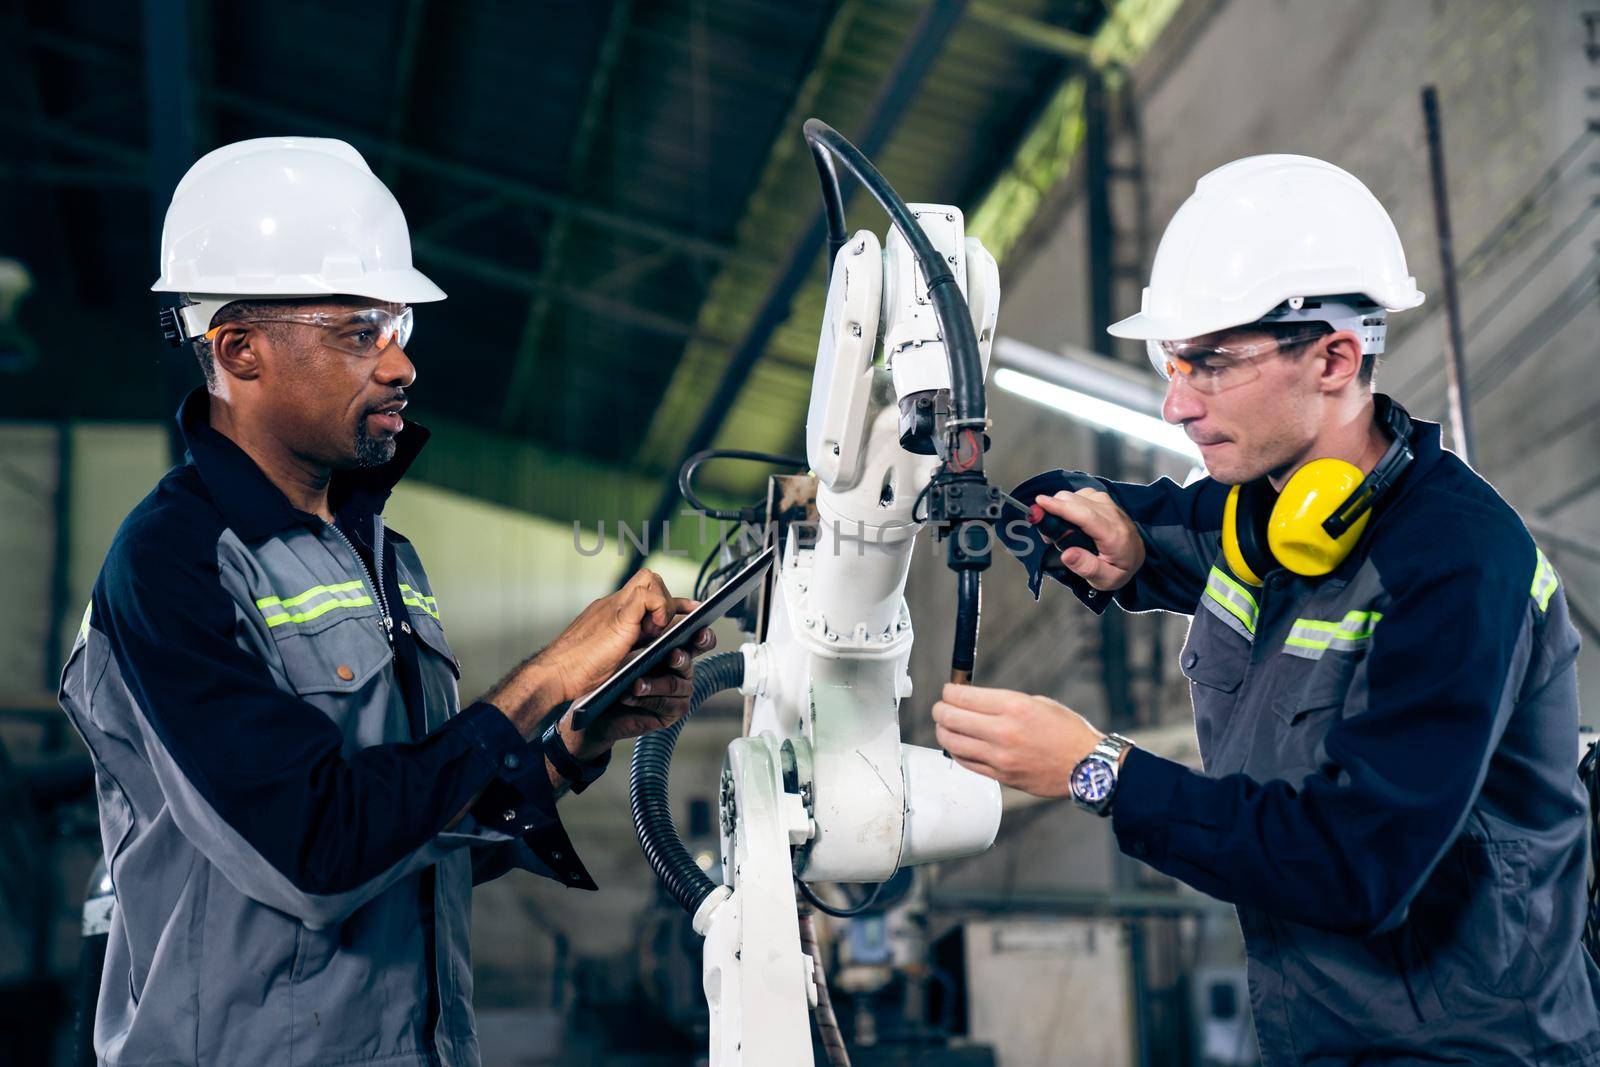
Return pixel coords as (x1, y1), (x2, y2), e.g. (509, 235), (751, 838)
(259, 581), (394, 738)
(1267, 603), (1380, 774)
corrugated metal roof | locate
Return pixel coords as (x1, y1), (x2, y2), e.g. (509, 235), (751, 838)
(0, 0), (1109, 517)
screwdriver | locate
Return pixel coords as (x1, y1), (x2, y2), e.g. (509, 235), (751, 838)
(996, 488), (1099, 572)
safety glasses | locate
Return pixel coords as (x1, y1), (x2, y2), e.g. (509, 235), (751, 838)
(204, 305), (413, 358)
(1147, 329), (1327, 395)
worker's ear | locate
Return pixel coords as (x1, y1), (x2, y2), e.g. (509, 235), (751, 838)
(1314, 329), (1363, 394)
(209, 323), (264, 382)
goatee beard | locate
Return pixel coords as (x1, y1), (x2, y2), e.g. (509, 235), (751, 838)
(355, 430), (397, 468)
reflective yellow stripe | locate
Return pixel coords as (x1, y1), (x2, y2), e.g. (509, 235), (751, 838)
(1284, 610), (1382, 657)
(1210, 567), (1259, 613)
(255, 580), (366, 613)
(1204, 566), (1258, 636)
(399, 584), (440, 621)
(401, 597), (440, 620)
(78, 601), (93, 641)
(259, 594), (373, 628)
(1531, 548), (1558, 612)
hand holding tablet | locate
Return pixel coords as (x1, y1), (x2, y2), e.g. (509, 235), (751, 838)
(568, 546), (776, 731)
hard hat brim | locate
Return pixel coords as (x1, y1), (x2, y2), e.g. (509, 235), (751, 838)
(1106, 308), (1268, 343)
(152, 266), (446, 304)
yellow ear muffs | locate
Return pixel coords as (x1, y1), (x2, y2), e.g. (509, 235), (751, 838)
(1222, 481), (1274, 587)
(1267, 458), (1372, 577)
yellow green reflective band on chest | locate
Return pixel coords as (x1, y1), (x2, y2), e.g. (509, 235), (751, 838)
(255, 580), (373, 628)
(1283, 610), (1382, 659)
(1204, 565), (1260, 638)
(399, 583), (440, 621)
(1531, 548), (1558, 612)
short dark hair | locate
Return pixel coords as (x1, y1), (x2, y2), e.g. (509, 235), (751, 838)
(1257, 321), (1376, 384)
(194, 299), (296, 389)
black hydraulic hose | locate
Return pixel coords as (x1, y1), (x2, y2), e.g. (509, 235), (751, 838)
(950, 569), (982, 684)
(802, 118), (986, 435)
(631, 650), (746, 917)
(802, 119), (988, 686)
(810, 139), (850, 272)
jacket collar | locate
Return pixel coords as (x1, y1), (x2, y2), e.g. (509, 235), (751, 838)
(176, 387), (430, 541)
(1377, 393), (1442, 507)
(1324, 394), (1440, 581)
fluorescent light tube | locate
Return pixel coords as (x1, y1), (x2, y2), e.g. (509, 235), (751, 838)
(993, 367), (1201, 461)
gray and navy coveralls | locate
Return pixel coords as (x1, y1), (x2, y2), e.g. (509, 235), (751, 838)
(1026, 400), (1600, 1064)
(59, 389), (602, 1066)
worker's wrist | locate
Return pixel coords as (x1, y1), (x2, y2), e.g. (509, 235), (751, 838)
(484, 659), (567, 740)
(543, 715), (612, 793)
(559, 713), (611, 763)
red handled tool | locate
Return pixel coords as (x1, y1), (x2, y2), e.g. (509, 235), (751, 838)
(999, 489), (1100, 575)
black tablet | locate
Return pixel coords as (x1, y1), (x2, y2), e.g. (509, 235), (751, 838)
(567, 545), (776, 730)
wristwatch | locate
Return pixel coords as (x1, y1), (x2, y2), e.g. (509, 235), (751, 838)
(540, 714), (611, 794)
(1069, 733), (1133, 816)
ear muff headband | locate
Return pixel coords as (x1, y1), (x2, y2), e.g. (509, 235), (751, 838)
(1323, 396), (1414, 539)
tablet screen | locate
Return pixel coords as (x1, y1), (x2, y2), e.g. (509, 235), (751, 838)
(567, 545), (776, 729)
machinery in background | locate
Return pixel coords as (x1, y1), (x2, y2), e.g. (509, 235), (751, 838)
(0, 257), (38, 373)
(630, 120), (1011, 1066)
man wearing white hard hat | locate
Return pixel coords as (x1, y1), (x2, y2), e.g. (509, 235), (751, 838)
(59, 137), (714, 1067)
(935, 155), (1600, 1063)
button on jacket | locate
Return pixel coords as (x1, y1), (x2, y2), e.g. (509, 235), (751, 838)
(1029, 400), (1600, 1065)
(59, 389), (598, 1067)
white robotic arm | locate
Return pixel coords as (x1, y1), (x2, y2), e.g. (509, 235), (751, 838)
(693, 205), (1003, 1066)
(628, 120), (1010, 1067)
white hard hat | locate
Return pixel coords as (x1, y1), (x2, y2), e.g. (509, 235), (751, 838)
(153, 137), (444, 340)
(1108, 154), (1423, 343)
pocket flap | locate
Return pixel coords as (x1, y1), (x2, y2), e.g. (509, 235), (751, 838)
(273, 618), (392, 695)
(1271, 657), (1356, 724)
(1180, 624), (1249, 694)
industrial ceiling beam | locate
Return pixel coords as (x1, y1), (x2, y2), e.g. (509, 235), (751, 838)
(618, 0), (971, 583)
(966, 1), (1094, 58)
(0, 108), (747, 357)
(0, 113), (144, 169)
(0, 163), (145, 188)
(23, 26), (760, 271)
(501, 0), (637, 431)
(379, 0), (430, 189)
(627, 0), (865, 470)
(411, 238), (740, 348)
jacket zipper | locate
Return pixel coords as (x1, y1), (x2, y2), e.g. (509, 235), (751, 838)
(325, 518), (394, 646)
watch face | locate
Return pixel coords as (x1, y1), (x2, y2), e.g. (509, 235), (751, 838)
(1071, 758), (1116, 804)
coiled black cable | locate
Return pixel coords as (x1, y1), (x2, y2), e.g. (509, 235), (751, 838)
(631, 650), (745, 917)
(679, 448), (807, 523)
(795, 866), (915, 919)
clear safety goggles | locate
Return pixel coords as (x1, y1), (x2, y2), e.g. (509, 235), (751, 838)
(205, 305), (413, 358)
(1147, 329), (1327, 395)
